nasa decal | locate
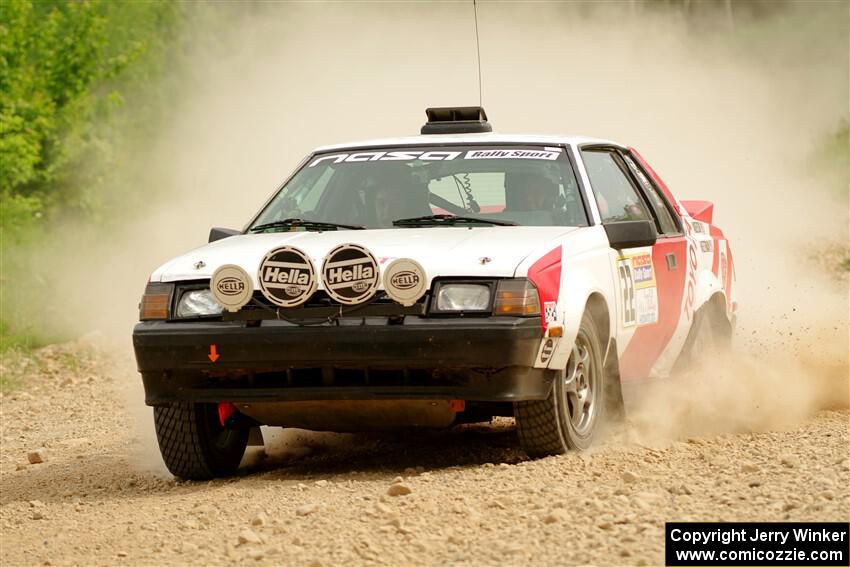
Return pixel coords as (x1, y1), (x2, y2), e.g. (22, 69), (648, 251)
(383, 258), (427, 306)
(211, 264), (253, 312)
(321, 244), (380, 305)
(257, 246), (317, 308)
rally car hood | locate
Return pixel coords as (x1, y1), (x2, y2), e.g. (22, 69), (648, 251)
(151, 226), (580, 286)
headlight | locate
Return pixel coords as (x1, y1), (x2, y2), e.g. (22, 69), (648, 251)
(139, 283), (174, 321)
(434, 283), (492, 312)
(493, 279), (540, 316)
(176, 288), (224, 318)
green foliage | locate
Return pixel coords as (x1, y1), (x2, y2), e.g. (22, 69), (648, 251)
(0, 0), (185, 345)
(1, 0), (104, 196)
(0, 0), (183, 211)
(0, 320), (48, 354)
(0, 191), (41, 242)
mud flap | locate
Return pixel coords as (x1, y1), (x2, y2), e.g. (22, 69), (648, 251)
(247, 426), (264, 447)
(602, 338), (625, 421)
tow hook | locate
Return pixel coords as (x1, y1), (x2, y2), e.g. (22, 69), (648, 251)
(217, 402), (238, 427)
(217, 402), (262, 429)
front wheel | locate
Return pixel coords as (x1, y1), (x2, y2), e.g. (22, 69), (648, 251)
(153, 402), (249, 480)
(514, 312), (606, 456)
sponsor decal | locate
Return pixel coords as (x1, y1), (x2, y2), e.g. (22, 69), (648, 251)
(631, 254), (652, 267)
(308, 150), (461, 167)
(682, 221), (699, 321)
(321, 244), (380, 305)
(218, 278), (243, 295)
(307, 147), (562, 167)
(257, 246), (317, 308)
(211, 264), (253, 312)
(700, 240), (713, 253)
(538, 338), (555, 365)
(544, 301), (558, 325)
(617, 260), (636, 326)
(383, 258), (427, 306)
(617, 252), (658, 327)
(392, 272), (417, 289)
(631, 253), (655, 285)
(635, 288), (659, 326)
(464, 149), (560, 160)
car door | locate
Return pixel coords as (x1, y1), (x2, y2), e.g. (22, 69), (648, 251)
(580, 147), (691, 382)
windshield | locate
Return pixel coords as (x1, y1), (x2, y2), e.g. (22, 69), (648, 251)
(250, 145), (589, 230)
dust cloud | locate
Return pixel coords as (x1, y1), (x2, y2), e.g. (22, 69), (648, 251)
(22, 2), (847, 449)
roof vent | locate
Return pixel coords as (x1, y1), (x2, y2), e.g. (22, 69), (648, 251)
(420, 106), (492, 135)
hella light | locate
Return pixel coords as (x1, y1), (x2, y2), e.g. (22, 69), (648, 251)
(435, 283), (491, 312)
(493, 279), (540, 316)
(176, 288), (224, 318)
(139, 283), (173, 321)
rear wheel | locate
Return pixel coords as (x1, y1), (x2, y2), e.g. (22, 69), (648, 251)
(514, 311), (606, 456)
(154, 402), (248, 480)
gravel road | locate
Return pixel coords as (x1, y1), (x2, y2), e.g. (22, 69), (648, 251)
(1, 339), (847, 567)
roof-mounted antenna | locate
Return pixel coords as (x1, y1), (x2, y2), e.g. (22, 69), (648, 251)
(473, 0), (483, 107)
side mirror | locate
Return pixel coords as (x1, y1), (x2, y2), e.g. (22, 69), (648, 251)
(604, 220), (657, 249)
(209, 227), (240, 243)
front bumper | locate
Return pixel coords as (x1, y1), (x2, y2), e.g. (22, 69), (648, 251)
(133, 316), (553, 405)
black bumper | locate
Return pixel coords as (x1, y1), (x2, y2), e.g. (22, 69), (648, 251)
(133, 317), (553, 405)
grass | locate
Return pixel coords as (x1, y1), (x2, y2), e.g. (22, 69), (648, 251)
(58, 350), (81, 373)
(0, 325), (51, 390)
(0, 331), (50, 354)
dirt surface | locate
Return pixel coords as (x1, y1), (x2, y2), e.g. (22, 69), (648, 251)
(1, 343), (848, 567)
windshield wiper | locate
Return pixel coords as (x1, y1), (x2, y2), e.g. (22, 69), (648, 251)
(392, 214), (517, 227)
(250, 218), (365, 233)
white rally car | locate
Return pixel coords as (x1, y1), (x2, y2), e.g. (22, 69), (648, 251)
(133, 107), (736, 479)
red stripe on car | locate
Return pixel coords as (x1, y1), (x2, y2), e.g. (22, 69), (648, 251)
(527, 246), (562, 333)
(618, 239), (689, 380)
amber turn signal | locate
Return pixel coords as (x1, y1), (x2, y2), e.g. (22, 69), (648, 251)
(493, 279), (540, 316)
(139, 283), (174, 321)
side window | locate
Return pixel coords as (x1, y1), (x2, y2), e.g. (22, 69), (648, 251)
(581, 150), (652, 223)
(622, 154), (679, 235)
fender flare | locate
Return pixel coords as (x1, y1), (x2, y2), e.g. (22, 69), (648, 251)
(548, 268), (615, 370)
(693, 269), (731, 325)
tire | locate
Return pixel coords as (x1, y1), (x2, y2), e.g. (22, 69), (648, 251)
(514, 311), (606, 457)
(153, 402), (249, 480)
